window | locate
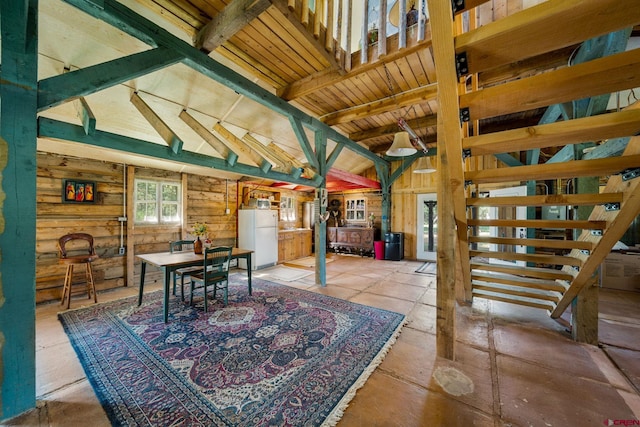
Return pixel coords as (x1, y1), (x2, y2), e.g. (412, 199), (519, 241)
(280, 196), (296, 221)
(345, 198), (366, 222)
(134, 179), (181, 224)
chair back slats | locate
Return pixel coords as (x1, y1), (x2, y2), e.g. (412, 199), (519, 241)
(203, 246), (233, 279)
(170, 240), (195, 253)
(58, 233), (96, 259)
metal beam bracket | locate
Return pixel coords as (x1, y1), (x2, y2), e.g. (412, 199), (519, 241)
(604, 202), (620, 212)
(580, 249), (591, 256)
(464, 179), (473, 188)
(455, 51), (469, 78)
(621, 167), (640, 181)
(590, 230), (603, 236)
(452, 0), (466, 15)
(462, 148), (471, 160)
(459, 107), (470, 124)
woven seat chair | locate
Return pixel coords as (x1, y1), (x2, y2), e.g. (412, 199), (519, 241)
(58, 233), (99, 309)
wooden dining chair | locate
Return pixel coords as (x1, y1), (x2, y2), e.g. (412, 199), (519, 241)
(189, 246), (232, 312)
(169, 240), (203, 301)
(58, 233), (99, 309)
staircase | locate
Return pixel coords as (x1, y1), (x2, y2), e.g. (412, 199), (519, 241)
(431, 0), (640, 320)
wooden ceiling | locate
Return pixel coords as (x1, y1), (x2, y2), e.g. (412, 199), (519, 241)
(36, 0), (640, 189)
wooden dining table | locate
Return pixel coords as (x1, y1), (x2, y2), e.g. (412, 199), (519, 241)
(137, 248), (254, 322)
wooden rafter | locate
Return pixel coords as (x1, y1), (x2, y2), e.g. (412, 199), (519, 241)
(212, 122), (271, 172)
(320, 83), (438, 126)
(130, 92), (183, 154)
(195, 0), (272, 53)
(178, 109), (238, 166)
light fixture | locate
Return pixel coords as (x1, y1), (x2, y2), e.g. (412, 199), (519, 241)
(413, 156), (436, 174)
(386, 131), (417, 157)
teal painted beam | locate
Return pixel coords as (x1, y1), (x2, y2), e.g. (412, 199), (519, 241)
(584, 137), (630, 160)
(326, 144), (344, 170)
(0, 0), (38, 420)
(62, 0), (387, 168)
(37, 118), (318, 186)
(547, 144), (574, 164)
(314, 129), (327, 287)
(289, 117), (319, 171)
(38, 47), (184, 111)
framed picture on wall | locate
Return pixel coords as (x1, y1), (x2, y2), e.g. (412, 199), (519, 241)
(63, 180), (95, 203)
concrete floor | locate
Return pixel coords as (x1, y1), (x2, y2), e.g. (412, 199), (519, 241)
(4, 254), (640, 426)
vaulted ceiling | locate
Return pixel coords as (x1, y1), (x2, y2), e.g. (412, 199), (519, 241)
(35, 0), (640, 192)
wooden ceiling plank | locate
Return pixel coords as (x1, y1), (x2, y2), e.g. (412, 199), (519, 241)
(130, 92), (183, 154)
(349, 114), (438, 141)
(460, 48), (640, 121)
(278, 30), (433, 100)
(179, 109), (238, 166)
(464, 109), (640, 156)
(466, 154), (640, 184)
(456, 0), (640, 75)
(216, 43), (289, 87)
(268, 0), (345, 74)
(466, 193), (624, 207)
(321, 83), (438, 126)
(195, 0), (271, 53)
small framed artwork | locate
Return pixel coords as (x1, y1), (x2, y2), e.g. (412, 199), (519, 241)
(63, 180), (95, 203)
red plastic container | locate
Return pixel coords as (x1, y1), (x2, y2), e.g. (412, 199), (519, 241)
(374, 241), (385, 260)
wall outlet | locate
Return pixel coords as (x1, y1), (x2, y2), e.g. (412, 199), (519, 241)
(225, 208), (230, 215)
(118, 247), (125, 255)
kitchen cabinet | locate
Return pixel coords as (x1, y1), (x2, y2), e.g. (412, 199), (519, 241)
(278, 229), (312, 263)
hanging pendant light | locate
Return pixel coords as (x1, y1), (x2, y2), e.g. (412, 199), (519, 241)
(386, 131), (417, 157)
(413, 156), (436, 173)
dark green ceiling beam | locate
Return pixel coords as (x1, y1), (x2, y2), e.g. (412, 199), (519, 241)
(62, 0), (386, 168)
(38, 118), (321, 187)
(38, 46), (184, 111)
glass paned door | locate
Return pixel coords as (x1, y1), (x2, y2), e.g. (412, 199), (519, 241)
(417, 193), (437, 261)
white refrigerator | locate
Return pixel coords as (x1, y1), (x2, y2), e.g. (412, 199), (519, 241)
(238, 209), (278, 270)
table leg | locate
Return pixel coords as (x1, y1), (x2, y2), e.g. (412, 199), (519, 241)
(138, 261), (146, 306)
(163, 267), (171, 323)
(247, 254), (252, 295)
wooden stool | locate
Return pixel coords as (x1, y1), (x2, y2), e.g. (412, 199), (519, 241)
(58, 233), (99, 309)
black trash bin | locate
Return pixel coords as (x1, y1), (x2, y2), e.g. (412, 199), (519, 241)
(384, 232), (404, 261)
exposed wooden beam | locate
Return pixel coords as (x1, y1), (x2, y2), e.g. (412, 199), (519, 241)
(327, 167), (381, 189)
(130, 92), (183, 154)
(195, 0), (271, 53)
(267, 142), (316, 179)
(464, 109), (640, 156)
(289, 117), (319, 170)
(349, 115), (438, 142)
(466, 193), (624, 207)
(212, 122), (271, 172)
(455, 0), (640, 76)
(178, 110), (238, 166)
(466, 155), (640, 184)
(277, 30), (433, 100)
(63, 0), (386, 167)
(241, 133), (287, 170)
(321, 83), (438, 126)
(38, 47), (184, 111)
(74, 97), (96, 135)
(460, 48), (640, 121)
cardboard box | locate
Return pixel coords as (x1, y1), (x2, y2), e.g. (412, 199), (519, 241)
(600, 252), (640, 292)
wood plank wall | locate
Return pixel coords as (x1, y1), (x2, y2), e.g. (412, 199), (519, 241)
(36, 152), (239, 304)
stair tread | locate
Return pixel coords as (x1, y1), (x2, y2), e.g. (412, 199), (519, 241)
(473, 288), (556, 311)
(470, 261), (574, 281)
(472, 281), (562, 302)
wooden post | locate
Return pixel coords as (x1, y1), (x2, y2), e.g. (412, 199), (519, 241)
(126, 165), (136, 287)
(571, 279), (599, 345)
(0, 0), (39, 418)
(314, 129), (328, 287)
